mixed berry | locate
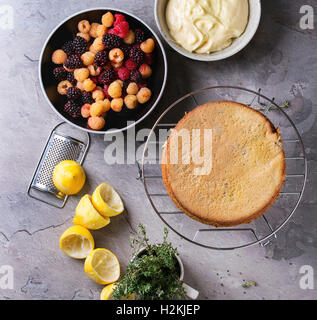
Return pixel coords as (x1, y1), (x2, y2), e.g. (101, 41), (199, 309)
(51, 12), (155, 131)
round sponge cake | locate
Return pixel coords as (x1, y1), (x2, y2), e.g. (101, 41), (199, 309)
(161, 101), (286, 227)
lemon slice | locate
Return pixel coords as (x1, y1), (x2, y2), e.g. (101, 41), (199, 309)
(100, 284), (135, 300)
(53, 160), (86, 195)
(92, 183), (124, 217)
(74, 195), (110, 230)
(59, 225), (94, 259)
(84, 249), (120, 285)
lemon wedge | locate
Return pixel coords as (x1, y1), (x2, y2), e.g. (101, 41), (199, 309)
(74, 195), (110, 230)
(92, 183), (124, 217)
(84, 249), (120, 285)
(100, 283), (135, 300)
(53, 160), (86, 195)
(59, 225), (94, 259)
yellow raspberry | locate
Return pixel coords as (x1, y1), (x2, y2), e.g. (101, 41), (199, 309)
(124, 95), (138, 110)
(140, 38), (155, 54)
(102, 99), (111, 112)
(126, 82), (139, 95)
(108, 81), (122, 99)
(137, 88), (152, 104)
(89, 23), (100, 38)
(89, 44), (98, 54)
(74, 68), (89, 82)
(90, 101), (105, 117)
(57, 80), (72, 95)
(92, 89), (105, 101)
(76, 32), (90, 42)
(52, 49), (67, 64)
(102, 12), (114, 28)
(83, 79), (96, 92)
(92, 37), (105, 53)
(81, 52), (95, 66)
(88, 116), (105, 130)
(111, 98), (124, 112)
(124, 30), (135, 45)
(78, 20), (91, 33)
(96, 25), (107, 37)
(88, 65), (102, 76)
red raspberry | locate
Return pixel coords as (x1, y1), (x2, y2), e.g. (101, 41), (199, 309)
(118, 67), (130, 81)
(114, 14), (126, 26)
(109, 21), (130, 39)
(138, 82), (147, 89)
(108, 28), (118, 36)
(119, 22), (130, 37)
(125, 59), (138, 71)
(103, 86), (111, 99)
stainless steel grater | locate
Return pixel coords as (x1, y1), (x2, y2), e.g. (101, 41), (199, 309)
(27, 122), (90, 208)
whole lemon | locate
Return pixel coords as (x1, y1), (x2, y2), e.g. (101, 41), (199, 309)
(53, 160), (86, 195)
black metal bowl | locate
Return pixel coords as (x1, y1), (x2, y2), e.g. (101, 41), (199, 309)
(39, 8), (168, 134)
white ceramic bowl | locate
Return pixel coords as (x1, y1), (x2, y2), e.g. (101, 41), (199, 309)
(155, 0), (261, 61)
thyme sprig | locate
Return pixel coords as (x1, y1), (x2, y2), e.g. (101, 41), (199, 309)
(256, 100), (290, 111)
(242, 280), (257, 288)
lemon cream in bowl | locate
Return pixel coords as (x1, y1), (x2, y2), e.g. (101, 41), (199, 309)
(166, 0), (249, 54)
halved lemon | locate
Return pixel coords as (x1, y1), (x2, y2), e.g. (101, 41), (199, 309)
(92, 183), (124, 217)
(100, 283), (135, 300)
(74, 195), (110, 230)
(59, 225), (94, 259)
(53, 160), (86, 195)
(84, 249), (120, 285)
(100, 284), (116, 300)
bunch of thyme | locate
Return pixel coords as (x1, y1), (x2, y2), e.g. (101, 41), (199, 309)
(112, 224), (186, 300)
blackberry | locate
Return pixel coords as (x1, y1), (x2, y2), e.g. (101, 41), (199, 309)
(102, 33), (122, 50)
(129, 47), (145, 65)
(94, 50), (109, 67)
(62, 40), (74, 55)
(64, 100), (81, 118)
(99, 69), (115, 86)
(81, 91), (94, 105)
(129, 70), (142, 83)
(67, 72), (77, 86)
(134, 29), (146, 43)
(66, 87), (81, 100)
(53, 67), (67, 81)
(64, 55), (83, 70)
(120, 44), (131, 59)
(72, 36), (88, 55)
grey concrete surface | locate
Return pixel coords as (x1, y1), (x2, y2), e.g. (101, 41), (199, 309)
(0, 0), (316, 300)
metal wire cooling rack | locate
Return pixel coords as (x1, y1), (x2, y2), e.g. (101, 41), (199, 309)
(138, 86), (307, 250)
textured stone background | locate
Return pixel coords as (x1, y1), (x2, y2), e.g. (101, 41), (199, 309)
(0, 0), (316, 300)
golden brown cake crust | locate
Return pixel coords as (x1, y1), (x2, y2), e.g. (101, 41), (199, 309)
(161, 101), (286, 227)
